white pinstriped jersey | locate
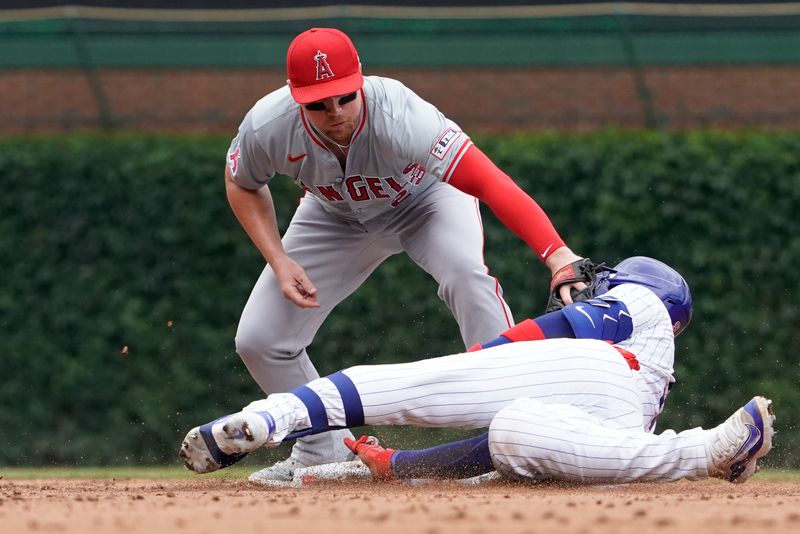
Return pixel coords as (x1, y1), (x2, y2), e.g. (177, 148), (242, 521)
(604, 284), (676, 431)
(226, 76), (473, 230)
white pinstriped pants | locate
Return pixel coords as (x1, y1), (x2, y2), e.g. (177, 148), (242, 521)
(488, 398), (707, 483)
(245, 338), (709, 483)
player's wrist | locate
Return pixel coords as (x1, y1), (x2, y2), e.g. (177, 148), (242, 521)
(267, 252), (295, 274)
(544, 246), (581, 273)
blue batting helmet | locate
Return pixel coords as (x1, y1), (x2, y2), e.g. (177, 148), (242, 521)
(595, 256), (692, 336)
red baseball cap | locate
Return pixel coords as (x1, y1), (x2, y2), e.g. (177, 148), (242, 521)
(286, 28), (364, 104)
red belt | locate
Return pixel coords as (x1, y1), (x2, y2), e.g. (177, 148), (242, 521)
(611, 344), (640, 371)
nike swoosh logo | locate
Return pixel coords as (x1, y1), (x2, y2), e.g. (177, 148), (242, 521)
(288, 153), (307, 163)
(540, 243), (554, 258)
(576, 305), (595, 328)
(733, 423), (762, 463)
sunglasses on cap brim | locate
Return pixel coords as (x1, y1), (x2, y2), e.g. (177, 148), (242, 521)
(304, 92), (358, 111)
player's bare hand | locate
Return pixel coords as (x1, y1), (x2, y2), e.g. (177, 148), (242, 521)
(559, 281), (588, 306)
(272, 256), (320, 308)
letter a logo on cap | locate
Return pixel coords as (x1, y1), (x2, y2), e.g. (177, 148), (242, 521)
(315, 50), (335, 81)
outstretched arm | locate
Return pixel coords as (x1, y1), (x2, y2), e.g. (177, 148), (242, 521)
(447, 145), (585, 305)
(468, 296), (633, 351)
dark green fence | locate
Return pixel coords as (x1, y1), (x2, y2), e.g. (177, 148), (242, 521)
(4, 4), (800, 133)
(1, 131), (798, 468)
(3, 4), (800, 68)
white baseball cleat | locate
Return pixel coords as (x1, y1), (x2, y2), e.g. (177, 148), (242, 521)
(179, 425), (228, 474)
(179, 411), (276, 474)
(212, 411), (275, 455)
(248, 456), (312, 486)
(248, 429), (357, 483)
(179, 427), (217, 473)
(706, 396), (776, 483)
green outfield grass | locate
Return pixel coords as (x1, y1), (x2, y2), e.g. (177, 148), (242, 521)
(1, 467), (799, 482)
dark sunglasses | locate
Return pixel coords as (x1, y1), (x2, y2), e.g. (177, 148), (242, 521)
(304, 92), (358, 111)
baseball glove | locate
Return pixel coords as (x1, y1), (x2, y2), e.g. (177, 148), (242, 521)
(546, 258), (612, 312)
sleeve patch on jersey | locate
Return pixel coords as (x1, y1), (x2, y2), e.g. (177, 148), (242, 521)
(227, 142), (241, 176)
(430, 128), (460, 160)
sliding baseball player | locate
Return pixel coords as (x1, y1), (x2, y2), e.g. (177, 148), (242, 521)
(180, 257), (775, 485)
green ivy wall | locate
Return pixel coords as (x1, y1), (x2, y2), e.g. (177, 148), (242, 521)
(1, 132), (798, 467)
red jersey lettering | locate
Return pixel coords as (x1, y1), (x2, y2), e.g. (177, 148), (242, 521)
(316, 185), (344, 202)
(391, 189), (410, 207)
(385, 177), (404, 193)
(365, 177), (389, 199)
(403, 162), (426, 184)
(228, 144), (241, 175)
(345, 175), (370, 201)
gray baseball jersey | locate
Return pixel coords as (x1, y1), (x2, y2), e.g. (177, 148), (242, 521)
(228, 76), (473, 232)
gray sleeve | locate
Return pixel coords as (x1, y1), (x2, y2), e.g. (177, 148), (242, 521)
(392, 89), (470, 181)
(226, 112), (275, 190)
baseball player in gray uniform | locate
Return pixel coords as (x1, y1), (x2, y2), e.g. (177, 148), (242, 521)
(224, 27), (585, 482)
(181, 257), (775, 486)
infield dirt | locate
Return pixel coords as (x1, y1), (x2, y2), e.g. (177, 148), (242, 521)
(1, 477), (798, 534)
